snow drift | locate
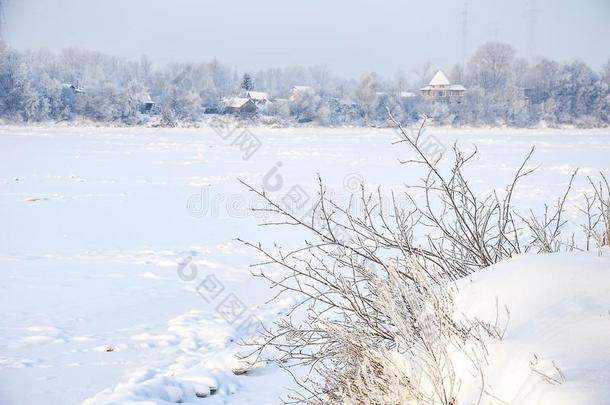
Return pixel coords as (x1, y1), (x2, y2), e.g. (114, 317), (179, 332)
(454, 251), (610, 405)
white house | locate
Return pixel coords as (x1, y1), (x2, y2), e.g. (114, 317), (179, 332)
(419, 70), (466, 103)
(245, 91), (270, 105)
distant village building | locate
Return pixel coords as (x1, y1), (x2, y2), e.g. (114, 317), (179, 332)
(419, 70), (466, 103)
(141, 100), (156, 114)
(203, 105), (221, 115)
(62, 83), (85, 94)
(245, 91), (270, 105)
(399, 91), (416, 99)
(224, 97), (257, 115)
(289, 85), (315, 102)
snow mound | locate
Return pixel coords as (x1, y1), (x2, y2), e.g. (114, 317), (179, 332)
(455, 252), (610, 405)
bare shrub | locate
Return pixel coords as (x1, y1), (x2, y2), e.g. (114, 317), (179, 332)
(518, 169), (578, 253)
(580, 173), (610, 250)
(238, 115), (600, 404)
(239, 253), (490, 404)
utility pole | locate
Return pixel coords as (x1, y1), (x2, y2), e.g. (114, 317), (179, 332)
(0, 0), (8, 46)
(0, 0), (3, 41)
(526, 0), (538, 58)
(461, 3), (469, 66)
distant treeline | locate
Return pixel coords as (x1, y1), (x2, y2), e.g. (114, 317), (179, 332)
(0, 40), (608, 127)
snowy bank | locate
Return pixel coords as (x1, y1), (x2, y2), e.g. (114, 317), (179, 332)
(454, 251), (610, 405)
(79, 252), (610, 405)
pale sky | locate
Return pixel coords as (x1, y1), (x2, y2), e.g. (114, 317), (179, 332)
(3, 0), (610, 77)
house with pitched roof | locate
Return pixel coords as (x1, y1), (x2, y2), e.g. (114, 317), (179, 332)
(245, 91), (270, 105)
(223, 97), (257, 115)
(419, 70), (466, 103)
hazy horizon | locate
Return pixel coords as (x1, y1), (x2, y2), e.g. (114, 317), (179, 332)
(3, 0), (610, 78)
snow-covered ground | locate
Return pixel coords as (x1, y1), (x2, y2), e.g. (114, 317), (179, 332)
(454, 252), (610, 404)
(1, 125), (609, 404)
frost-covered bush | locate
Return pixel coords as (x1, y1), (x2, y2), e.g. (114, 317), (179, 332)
(240, 116), (607, 403)
(581, 174), (610, 250)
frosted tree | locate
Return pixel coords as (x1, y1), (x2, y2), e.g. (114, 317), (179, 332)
(206, 58), (232, 101)
(0, 51), (40, 121)
(159, 83), (201, 126)
(316, 102), (332, 125)
(241, 73), (254, 91)
(598, 61), (610, 123)
(267, 97), (290, 120)
(601, 60), (610, 86)
(556, 62), (603, 125)
(290, 89), (320, 122)
(466, 42), (515, 92)
(462, 42), (518, 124)
(355, 72), (379, 122)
